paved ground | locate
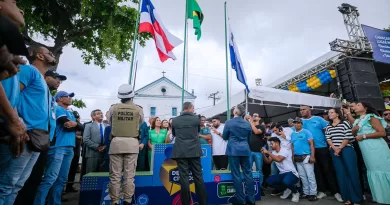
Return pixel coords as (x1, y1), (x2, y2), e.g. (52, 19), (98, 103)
(63, 174), (375, 205)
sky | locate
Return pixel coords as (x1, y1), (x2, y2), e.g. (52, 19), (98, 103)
(50, 0), (390, 122)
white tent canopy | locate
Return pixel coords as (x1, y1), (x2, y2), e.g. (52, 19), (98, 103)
(200, 86), (341, 123)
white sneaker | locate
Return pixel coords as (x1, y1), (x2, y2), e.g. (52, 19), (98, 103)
(280, 189), (292, 199)
(334, 193), (343, 202)
(317, 192), (327, 199)
(291, 193), (300, 202)
(362, 195), (366, 201)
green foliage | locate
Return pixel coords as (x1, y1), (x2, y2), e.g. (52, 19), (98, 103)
(50, 90), (86, 109)
(385, 26), (390, 32)
(382, 90), (390, 97)
(19, 0), (150, 69)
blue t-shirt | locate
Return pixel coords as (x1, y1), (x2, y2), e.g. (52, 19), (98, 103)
(53, 106), (76, 148)
(1, 76), (20, 109)
(199, 127), (211, 144)
(17, 65), (49, 131)
(302, 116), (329, 148)
(291, 129), (313, 155)
(49, 95), (56, 141)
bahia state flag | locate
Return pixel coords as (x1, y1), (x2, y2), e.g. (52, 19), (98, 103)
(187, 0), (204, 40)
(139, 0), (183, 62)
(229, 24), (250, 93)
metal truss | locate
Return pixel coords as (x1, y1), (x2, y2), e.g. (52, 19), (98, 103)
(274, 53), (344, 89)
(274, 3), (372, 89)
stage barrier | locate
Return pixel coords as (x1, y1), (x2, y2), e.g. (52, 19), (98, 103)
(79, 144), (261, 205)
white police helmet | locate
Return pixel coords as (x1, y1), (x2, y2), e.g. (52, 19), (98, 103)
(117, 84), (135, 99)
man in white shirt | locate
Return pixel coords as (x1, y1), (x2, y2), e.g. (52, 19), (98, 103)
(270, 123), (292, 150)
(262, 137), (300, 203)
(210, 117), (228, 170)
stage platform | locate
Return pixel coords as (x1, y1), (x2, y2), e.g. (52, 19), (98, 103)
(80, 144), (262, 205)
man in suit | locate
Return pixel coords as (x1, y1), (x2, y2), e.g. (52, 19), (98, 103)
(83, 109), (106, 173)
(171, 102), (207, 205)
(80, 120), (93, 181)
(222, 104), (255, 205)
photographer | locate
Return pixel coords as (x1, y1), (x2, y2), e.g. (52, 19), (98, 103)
(270, 123), (291, 150)
(246, 113), (265, 193)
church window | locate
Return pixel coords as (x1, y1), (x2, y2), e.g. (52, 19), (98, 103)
(150, 107), (156, 116)
(172, 107), (177, 116)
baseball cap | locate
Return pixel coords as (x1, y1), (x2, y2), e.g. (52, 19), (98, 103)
(117, 84), (135, 99)
(45, 70), (67, 81)
(55, 91), (75, 101)
(287, 118), (294, 123)
(293, 117), (303, 123)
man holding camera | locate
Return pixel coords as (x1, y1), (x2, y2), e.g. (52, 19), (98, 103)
(247, 113), (265, 194)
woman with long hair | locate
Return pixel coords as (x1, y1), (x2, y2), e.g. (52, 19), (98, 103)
(162, 119), (169, 130)
(326, 108), (362, 205)
(165, 118), (175, 144)
(148, 117), (168, 168)
(352, 102), (390, 204)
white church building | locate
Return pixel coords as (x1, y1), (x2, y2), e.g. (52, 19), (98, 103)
(133, 75), (196, 121)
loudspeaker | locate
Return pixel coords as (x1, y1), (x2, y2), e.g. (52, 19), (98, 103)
(336, 58), (385, 110)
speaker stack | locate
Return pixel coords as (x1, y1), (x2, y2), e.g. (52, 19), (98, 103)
(336, 58), (385, 110)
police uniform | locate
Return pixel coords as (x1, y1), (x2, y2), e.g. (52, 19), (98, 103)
(108, 84), (144, 205)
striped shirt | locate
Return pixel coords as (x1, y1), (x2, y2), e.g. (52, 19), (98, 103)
(325, 121), (354, 147)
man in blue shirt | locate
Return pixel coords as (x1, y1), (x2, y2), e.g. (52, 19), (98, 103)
(15, 70), (67, 205)
(0, 45), (56, 205)
(291, 117), (317, 201)
(0, 0), (29, 156)
(34, 91), (81, 205)
(222, 105), (255, 205)
(199, 116), (211, 144)
(300, 105), (342, 202)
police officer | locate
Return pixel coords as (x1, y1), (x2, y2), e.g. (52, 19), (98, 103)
(108, 84), (144, 205)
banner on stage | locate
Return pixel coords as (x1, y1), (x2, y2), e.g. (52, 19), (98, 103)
(362, 25), (390, 64)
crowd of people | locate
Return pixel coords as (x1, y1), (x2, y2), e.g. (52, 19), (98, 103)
(1, 1), (390, 205)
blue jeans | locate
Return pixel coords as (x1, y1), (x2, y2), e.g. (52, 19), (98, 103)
(271, 161), (279, 175)
(266, 171), (299, 193)
(34, 147), (74, 205)
(296, 160), (317, 195)
(229, 156), (255, 204)
(0, 144), (40, 205)
(249, 152), (263, 186)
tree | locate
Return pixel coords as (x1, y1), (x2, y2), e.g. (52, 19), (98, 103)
(20, 0), (150, 70)
(385, 26), (390, 32)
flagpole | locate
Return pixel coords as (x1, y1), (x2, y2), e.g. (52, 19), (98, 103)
(181, 0), (189, 111)
(224, 1), (230, 120)
(128, 0), (142, 85)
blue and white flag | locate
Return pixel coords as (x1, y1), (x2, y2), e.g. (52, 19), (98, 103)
(229, 24), (250, 93)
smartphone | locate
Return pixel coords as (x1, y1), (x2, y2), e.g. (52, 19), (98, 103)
(303, 155), (310, 164)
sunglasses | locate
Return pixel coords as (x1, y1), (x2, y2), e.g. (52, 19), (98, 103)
(253, 115), (259, 117)
(384, 113), (390, 116)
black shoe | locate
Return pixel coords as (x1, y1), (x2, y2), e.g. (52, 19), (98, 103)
(123, 201), (131, 205)
(65, 186), (79, 193)
(271, 189), (284, 196)
(246, 202), (256, 205)
(308, 195), (318, 201)
(61, 198), (69, 202)
(232, 203), (245, 205)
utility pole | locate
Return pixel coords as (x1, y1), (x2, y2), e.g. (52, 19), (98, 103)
(208, 91), (221, 106)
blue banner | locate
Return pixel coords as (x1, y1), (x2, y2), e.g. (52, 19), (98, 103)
(362, 25), (390, 64)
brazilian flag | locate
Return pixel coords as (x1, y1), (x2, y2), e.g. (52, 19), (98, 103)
(187, 0), (204, 40)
